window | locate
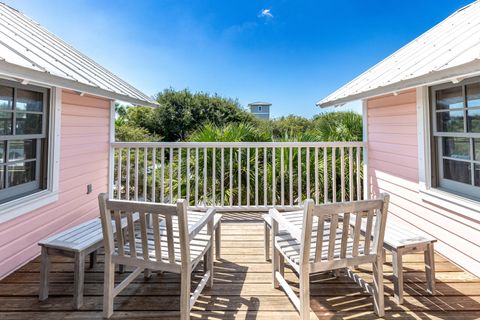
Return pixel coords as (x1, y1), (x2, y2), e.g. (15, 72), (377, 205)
(0, 80), (48, 203)
(258, 106), (262, 111)
(431, 78), (480, 200)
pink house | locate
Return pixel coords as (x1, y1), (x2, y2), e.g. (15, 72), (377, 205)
(0, 3), (156, 279)
(319, 1), (480, 277)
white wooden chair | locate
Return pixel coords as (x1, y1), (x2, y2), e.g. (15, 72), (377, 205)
(270, 194), (390, 319)
(98, 193), (216, 319)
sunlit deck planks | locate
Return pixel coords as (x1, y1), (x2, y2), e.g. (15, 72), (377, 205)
(1, 213), (480, 319)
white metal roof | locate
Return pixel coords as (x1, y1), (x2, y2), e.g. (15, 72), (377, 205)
(0, 3), (157, 107)
(318, 0), (480, 107)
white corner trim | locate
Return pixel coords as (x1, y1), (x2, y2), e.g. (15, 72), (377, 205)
(362, 99), (369, 200)
(416, 86), (480, 219)
(108, 100), (115, 197)
(0, 87), (61, 224)
(416, 86), (431, 190)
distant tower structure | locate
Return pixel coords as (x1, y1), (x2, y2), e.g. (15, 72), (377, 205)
(248, 102), (271, 120)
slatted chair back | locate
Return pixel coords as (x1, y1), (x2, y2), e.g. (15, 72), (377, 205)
(301, 193), (390, 268)
(98, 193), (190, 268)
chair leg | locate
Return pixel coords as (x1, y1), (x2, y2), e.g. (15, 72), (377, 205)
(272, 247), (280, 288)
(424, 243), (436, 295)
(206, 245), (214, 288)
(264, 222), (270, 261)
(392, 250), (404, 304)
(180, 268), (192, 320)
(215, 223), (221, 260)
(103, 255), (115, 318)
(73, 252), (85, 309)
(39, 247), (50, 301)
(372, 256), (385, 317)
(299, 272), (310, 320)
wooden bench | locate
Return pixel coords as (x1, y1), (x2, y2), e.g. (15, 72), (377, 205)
(38, 211), (222, 309)
(262, 211), (437, 305)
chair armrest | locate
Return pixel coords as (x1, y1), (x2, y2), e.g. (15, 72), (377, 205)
(188, 208), (216, 240)
(269, 208), (302, 242)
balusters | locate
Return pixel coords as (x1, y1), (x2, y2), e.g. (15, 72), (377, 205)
(186, 148), (190, 204)
(297, 147), (301, 204)
(204, 148), (207, 206)
(255, 147), (259, 206)
(281, 147), (284, 207)
(332, 147), (336, 203)
(160, 147), (165, 203)
(349, 147), (353, 201)
(143, 148), (148, 201)
(116, 148), (122, 199)
(314, 147), (319, 204)
(111, 142), (364, 210)
(212, 147), (216, 206)
(169, 148), (173, 203)
(356, 146), (361, 201)
(272, 147), (276, 206)
(134, 148), (139, 201)
(221, 148), (225, 206)
(152, 148), (156, 202)
(264, 147), (267, 206)
(247, 148), (250, 207)
(177, 148), (182, 199)
(195, 148), (199, 206)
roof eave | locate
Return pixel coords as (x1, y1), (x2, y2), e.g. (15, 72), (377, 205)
(317, 59), (480, 108)
(0, 60), (158, 107)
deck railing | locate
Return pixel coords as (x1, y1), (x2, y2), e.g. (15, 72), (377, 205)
(110, 142), (366, 211)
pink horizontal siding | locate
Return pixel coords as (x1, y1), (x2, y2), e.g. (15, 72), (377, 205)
(0, 90), (111, 279)
(367, 90), (480, 277)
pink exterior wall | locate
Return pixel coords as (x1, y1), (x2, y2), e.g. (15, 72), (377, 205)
(367, 89), (480, 277)
(0, 90), (111, 279)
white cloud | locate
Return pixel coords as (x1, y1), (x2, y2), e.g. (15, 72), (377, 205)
(259, 8), (273, 19)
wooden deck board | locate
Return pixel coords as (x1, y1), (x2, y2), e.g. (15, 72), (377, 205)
(1, 217), (479, 319)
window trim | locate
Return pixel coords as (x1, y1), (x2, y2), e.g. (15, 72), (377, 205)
(417, 84), (480, 220)
(0, 85), (61, 224)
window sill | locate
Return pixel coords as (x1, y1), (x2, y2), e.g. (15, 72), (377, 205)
(419, 187), (480, 221)
(0, 190), (58, 224)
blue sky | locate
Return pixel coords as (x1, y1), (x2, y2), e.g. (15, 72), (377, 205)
(5, 0), (473, 117)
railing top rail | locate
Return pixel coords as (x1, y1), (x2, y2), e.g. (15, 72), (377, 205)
(112, 141), (365, 148)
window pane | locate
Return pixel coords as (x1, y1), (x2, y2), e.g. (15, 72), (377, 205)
(7, 161), (35, 187)
(443, 137), (470, 160)
(0, 141), (4, 163)
(443, 159), (471, 184)
(475, 164), (480, 187)
(0, 87), (13, 110)
(437, 110), (464, 132)
(8, 140), (36, 161)
(467, 108), (480, 133)
(16, 89), (43, 112)
(475, 139), (480, 161)
(436, 86), (464, 110)
(15, 112), (42, 135)
(0, 111), (13, 135)
(0, 166), (4, 189)
(467, 83), (480, 108)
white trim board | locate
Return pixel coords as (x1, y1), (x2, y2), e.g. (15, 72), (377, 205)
(415, 86), (480, 220)
(0, 86), (61, 224)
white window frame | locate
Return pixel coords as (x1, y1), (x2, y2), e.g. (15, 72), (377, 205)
(417, 84), (480, 220)
(0, 86), (61, 223)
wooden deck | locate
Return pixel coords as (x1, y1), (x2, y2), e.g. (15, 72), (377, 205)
(1, 213), (480, 319)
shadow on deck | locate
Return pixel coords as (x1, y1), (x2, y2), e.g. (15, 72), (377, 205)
(0, 213), (479, 319)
